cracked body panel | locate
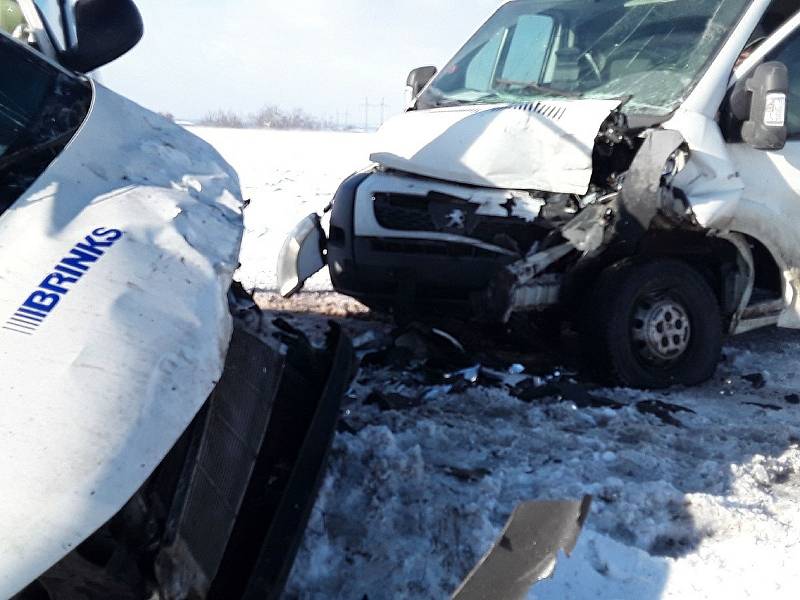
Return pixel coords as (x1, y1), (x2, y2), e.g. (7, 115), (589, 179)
(0, 82), (244, 597)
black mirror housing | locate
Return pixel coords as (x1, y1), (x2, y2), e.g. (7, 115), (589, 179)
(61, 0), (144, 73)
(730, 61), (789, 151)
(407, 66), (437, 98)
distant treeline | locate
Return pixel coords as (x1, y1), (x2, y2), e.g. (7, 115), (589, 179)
(199, 106), (353, 131)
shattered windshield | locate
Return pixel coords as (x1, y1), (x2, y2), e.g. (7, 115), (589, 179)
(0, 32), (90, 213)
(418, 0), (750, 115)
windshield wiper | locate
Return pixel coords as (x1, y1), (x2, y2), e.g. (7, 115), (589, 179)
(495, 78), (583, 99)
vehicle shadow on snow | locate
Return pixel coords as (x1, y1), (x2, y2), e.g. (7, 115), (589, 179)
(261, 293), (800, 598)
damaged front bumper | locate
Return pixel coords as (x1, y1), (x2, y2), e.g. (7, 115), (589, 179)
(21, 304), (355, 600)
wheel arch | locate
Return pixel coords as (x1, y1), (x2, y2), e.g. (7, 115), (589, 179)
(635, 228), (787, 333)
(634, 229), (743, 330)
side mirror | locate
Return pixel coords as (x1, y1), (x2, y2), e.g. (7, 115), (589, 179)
(406, 66), (438, 98)
(730, 61), (789, 150)
(60, 0), (144, 73)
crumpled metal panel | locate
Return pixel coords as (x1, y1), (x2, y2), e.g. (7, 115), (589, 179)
(0, 82), (244, 597)
(370, 100), (621, 195)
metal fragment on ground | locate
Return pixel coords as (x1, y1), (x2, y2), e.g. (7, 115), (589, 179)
(452, 497), (592, 600)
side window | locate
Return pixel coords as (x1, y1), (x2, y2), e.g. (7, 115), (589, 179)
(0, 0), (27, 38)
(766, 34), (800, 137)
(460, 15), (555, 92)
(464, 30), (504, 91)
(499, 15), (555, 84)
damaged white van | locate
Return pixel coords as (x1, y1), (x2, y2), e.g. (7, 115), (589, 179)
(282, 0), (800, 388)
(1, 2), (352, 599)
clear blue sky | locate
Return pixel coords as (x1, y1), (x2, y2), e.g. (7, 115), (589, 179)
(101, 0), (504, 125)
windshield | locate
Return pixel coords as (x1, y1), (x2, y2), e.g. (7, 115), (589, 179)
(418, 0), (750, 115)
(0, 32), (90, 213)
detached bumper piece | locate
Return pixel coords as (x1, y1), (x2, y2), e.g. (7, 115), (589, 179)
(18, 317), (353, 600)
(277, 213), (326, 297)
(453, 497), (592, 600)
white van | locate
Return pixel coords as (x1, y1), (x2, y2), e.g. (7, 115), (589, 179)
(1, 3), (351, 598)
(281, 0), (800, 388)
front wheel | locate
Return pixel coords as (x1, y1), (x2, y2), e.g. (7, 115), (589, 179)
(583, 259), (723, 389)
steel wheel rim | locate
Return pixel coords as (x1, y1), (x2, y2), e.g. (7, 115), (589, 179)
(631, 294), (692, 365)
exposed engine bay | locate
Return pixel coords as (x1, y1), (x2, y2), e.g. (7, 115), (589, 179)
(478, 111), (695, 322)
(336, 108), (705, 322)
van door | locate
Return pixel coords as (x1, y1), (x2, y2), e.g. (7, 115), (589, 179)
(726, 26), (800, 327)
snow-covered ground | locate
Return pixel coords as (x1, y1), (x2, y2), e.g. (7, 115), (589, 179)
(191, 126), (372, 292)
(195, 127), (800, 600)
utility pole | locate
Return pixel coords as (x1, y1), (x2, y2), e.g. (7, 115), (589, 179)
(362, 98), (388, 131)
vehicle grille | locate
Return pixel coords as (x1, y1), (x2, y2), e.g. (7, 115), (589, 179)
(373, 193), (437, 232)
(371, 192), (545, 253)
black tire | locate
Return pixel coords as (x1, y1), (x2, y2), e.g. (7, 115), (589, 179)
(582, 259), (723, 389)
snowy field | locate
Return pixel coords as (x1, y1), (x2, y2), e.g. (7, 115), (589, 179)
(195, 127), (800, 600)
(191, 126), (372, 293)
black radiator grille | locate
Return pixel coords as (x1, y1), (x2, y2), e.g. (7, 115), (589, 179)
(372, 192), (545, 253)
(373, 193), (437, 232)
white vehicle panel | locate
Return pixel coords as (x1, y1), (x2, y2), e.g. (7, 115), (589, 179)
(0, 83), (244, 596)
(370, 99), (621, 195)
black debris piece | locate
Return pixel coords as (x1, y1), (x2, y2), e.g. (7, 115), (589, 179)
(510, 379), (559, 403)
(785, 394), (800, 405)
(361, 322), (473, 374)
(360, 345), (415, 369)
(512, 379), (624, 410)
(441, 465), (492, 483)
(742, 373), (767, 390)
(636, 400), (696, 427)
(365, 390), (424, 412)
(743, 402), (783, 411)
(336, 419), (360, 435)
(446, 377), (474, 395)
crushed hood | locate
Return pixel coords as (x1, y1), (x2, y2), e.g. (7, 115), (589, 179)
(0, 83), (244, 596)
(370, 99), (621, 194)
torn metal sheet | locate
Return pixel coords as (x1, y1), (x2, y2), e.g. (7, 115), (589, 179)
(370, 99), (621, 195)
(452, 497), (592, 600)
(563, 129), (688, 257)
(0, 82), (244, 597)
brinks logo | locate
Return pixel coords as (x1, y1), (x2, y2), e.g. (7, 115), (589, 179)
(3, 227), (124, 336)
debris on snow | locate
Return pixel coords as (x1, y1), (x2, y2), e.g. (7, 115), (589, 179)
(635, 400), (696, 427)
(195, 128), (800, 600)
(742, 372), (768, 390)
(366, 390), (424, 412)
(743, 402), (783, 411)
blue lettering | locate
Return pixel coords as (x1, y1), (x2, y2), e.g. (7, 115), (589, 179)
(24, 291), (60, 313)
(60, 248), (100, 272)
(5, 227), (124, 335)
